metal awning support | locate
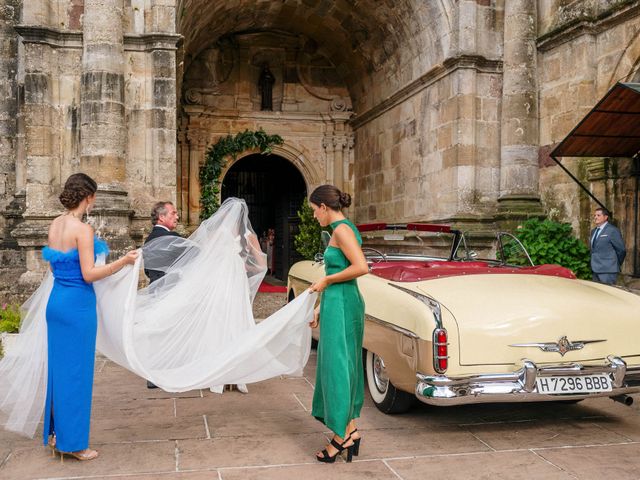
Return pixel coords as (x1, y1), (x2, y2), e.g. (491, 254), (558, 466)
(549, 155), (609, 210)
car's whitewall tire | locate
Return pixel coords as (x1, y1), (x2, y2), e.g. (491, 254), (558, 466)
(365, 350), (414, 413)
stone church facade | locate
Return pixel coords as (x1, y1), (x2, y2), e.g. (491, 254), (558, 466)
(0, 0), (639, 298)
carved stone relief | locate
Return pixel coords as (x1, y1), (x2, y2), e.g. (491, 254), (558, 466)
(296, 36), (352, 112)
(183, 37), (236, 105)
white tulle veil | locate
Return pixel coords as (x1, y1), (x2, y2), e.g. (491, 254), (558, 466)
(0, 197), (315, 437)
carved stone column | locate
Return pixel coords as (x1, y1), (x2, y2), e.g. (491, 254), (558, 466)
(498, 0), (543, 219)
(322, 136), (336, 184)
(323, 113), (353, 191)
(333, 136), (347, 191)
(10, 30), (60, 286)
(186, 129), (207, 225)
(81, 0), (126, 182)
(177, 129), (189, 220)
(0, 0), (26, 298)
(81, 0), (133, 252)
(0, 0), (19, 215)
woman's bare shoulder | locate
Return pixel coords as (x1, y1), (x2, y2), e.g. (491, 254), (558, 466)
(333, 222), (356, 238)
(48, 216), (93, 243)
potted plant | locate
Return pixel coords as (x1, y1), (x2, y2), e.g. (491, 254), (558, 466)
(0, 303), (22, 357)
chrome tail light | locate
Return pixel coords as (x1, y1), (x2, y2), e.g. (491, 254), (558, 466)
(433, 328), (449, 373)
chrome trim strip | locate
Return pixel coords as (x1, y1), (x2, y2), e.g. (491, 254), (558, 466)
(510, 336), (606, 356)
(388, 283), (443, 328)
(365, 314), (419, 339)
(415, 357), (640, 406)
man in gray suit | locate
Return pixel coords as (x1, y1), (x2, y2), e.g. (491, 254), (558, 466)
(590, 207), (626, 285)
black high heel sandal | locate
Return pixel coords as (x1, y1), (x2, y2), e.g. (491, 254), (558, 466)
(350, 428), (361, 456)
(316, 436), (355, 463)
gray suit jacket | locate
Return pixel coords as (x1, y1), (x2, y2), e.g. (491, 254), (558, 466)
(590, 223), (626, 273)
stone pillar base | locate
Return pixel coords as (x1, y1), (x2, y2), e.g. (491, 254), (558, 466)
(89, 185), (135, 257)
(0, 193), (28, 302)
(496, 196), (545, 229)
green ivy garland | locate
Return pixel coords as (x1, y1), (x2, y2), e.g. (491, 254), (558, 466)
(199, 129), (284, 219)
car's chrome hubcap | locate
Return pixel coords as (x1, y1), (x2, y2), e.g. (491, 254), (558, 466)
(372, 353), (389, 393)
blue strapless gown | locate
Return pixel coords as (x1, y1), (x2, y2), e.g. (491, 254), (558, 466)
(41, 239), (109, 452)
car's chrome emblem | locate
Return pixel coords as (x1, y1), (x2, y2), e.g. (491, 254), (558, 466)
(510, 336), (606, 356)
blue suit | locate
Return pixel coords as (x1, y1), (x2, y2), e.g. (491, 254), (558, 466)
(590, 222), (626, 284)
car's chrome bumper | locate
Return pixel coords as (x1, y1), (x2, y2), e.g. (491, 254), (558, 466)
(416, 356), (640, 406)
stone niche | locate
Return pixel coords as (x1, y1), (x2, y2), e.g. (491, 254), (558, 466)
(182, 31), (352, 114)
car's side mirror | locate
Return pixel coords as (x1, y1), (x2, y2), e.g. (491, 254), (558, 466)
(468, 250), (478, 259)
(314, 252), (324, 263)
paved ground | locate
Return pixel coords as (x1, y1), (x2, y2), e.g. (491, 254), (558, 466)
(2, 293), (640, 479)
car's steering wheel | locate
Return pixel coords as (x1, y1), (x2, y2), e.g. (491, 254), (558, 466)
(362, 247), (387, 263)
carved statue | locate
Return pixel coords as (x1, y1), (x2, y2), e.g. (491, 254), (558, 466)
(258, 64), (275, 111)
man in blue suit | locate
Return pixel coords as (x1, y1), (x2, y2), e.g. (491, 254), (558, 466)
(590, 208), (626, 285)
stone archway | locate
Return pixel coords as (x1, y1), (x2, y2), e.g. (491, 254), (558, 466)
(221, 154), (307, 279)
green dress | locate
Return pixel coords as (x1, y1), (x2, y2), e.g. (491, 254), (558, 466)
(312, 219), (365, 438)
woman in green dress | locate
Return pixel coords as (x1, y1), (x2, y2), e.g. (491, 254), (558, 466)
(308, 185), (368, 463)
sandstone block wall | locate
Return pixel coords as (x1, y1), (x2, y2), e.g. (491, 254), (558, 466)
(2, 0), (640, 299)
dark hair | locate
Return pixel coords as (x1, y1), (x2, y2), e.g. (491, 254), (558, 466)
(309, 184), (352, 210)
(59, 173), (97, 209)
(151, 201), (173, 225)
(595, 207), (611, 218)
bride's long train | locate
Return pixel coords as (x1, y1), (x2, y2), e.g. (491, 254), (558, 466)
(0, 198), (316, 437)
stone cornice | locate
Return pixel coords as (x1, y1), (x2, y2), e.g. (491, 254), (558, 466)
(537, 1), (640, 52)
(14, 25), (181, 51)
(350, 55), (502, 130)
(124, 33), (183, 52)
(15, 25), (83, 48)
(182, 106), (353, 123)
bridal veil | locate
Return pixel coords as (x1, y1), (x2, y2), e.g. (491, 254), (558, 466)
(0, 198), (316, 437)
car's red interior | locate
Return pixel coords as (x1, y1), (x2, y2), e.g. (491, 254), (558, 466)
(369, 260), (576, 282)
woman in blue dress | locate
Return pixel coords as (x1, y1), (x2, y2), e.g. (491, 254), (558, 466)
(43, 173), (138, 461)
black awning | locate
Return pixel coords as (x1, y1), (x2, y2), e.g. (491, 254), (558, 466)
(551, 82), (640, 158)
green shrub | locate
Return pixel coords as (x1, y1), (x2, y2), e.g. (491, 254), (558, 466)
(294, 199), (323, 260)
(0, 303), (21, 334)
(504, 218), (591, 279)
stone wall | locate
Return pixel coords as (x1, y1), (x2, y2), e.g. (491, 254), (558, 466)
(353, 1), (505, 225)
(0, 0), (19, 222)
(2, 0), (640, 299)
(0, 0), (23, 300)
(0, 0), (180, 300)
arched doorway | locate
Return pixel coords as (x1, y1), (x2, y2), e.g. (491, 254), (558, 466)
(221, 154), (307, 279)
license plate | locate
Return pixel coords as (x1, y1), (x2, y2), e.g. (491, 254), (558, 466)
(536, 375), (612, 394)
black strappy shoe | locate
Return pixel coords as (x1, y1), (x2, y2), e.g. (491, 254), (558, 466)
(350, 428), (361, 456)
(316, 436), (355, 463)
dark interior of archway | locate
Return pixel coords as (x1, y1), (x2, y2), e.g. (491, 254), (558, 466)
(221, 154), (306, 280)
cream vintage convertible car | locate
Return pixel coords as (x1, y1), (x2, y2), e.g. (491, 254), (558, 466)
(287, 223), (640, 413)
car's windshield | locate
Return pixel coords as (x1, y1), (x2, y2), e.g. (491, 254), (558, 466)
(360, 229), (455, 260)
(334, 224), (534, 267)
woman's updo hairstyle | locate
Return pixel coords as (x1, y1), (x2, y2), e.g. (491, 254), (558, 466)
(59, 173), (98, 210)
(309, 184), (352, 210)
